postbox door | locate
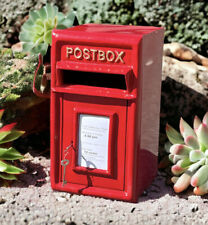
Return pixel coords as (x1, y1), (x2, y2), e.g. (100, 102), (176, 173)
(60, 94), (127, 191)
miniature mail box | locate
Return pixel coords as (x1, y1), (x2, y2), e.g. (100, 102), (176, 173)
(50, 24), (164, 202)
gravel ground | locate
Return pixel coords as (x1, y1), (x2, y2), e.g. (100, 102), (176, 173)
(1, 152), (208, 225)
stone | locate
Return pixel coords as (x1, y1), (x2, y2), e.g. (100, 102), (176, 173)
(0, 198), (6, 204)
(11, 42), (23, 53)
(163, 42), (208, 67)
(161, 44), (208, 133)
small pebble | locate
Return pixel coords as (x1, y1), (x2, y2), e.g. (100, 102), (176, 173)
(191, 204), (199, 212)
(0, 198), (6, 204)
(56, 197), (66, 203)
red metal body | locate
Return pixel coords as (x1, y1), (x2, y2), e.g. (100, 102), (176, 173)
(50, 24), (164, 202)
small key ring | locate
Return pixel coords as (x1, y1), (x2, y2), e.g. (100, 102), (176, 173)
(61, 159), (69, 166)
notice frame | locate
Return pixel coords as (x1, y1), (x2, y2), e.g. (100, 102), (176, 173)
(72, 107), (116, 177)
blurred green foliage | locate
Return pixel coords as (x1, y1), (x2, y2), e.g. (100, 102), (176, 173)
(72, 0), (208, 56)
(135, 0), (208, 57)
(72, 0), (145, 25)
(0, 49), (38, 106)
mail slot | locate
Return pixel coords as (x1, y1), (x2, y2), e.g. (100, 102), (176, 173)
(50, 24), (164, 202)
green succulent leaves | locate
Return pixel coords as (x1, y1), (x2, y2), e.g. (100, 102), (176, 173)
(19, 3), (76, 56)
(166, 112), (208, 195)
(0, 109), (24, 182)
(166, 124), (184, 145)
(0, 147), (24, 161)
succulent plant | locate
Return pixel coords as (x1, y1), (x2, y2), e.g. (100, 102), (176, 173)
(19, 3), (76, 56)
(0, 109), (25, 183)
(166, 112), (208, 195)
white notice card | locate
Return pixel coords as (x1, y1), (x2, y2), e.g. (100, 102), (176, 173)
(78, 114), (110, 170)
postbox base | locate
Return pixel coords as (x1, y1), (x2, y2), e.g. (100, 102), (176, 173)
(51, 147), (158, 203)
(136, 149), (158, 198)
(51, 183), (137, 202)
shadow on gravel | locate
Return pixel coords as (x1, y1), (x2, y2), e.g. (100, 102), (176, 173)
(14, 131), (50, 159)
(137, 172), (176, 203)
(12, 160), (47, 188)
(66, 222), (77, 225)
(138, 168), (208, 203)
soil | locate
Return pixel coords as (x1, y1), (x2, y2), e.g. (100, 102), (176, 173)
(1, 149), (208, 225)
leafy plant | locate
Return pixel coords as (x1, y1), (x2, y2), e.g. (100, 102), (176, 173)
(0, 48), (38, 106)
(19, 3), (76, 56)
(166, 112), (208, 195)
(0, 109), (25, 183)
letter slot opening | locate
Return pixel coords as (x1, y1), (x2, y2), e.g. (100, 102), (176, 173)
(60, 70), (127, 90)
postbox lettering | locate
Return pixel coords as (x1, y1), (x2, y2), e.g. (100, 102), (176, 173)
(66, 47), (73, 58)
(90, 49), (98, 61)
(106, 50), (115, 62)
(65, 46), (125, 63)
(98, 50), (105, 61)
(83, 48), (90, 60)
(74, 47), (83, 59)
(115, 51), (125, 63)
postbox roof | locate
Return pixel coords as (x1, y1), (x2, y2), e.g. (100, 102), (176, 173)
(67, 24), (162, 35)
(52, 24), (163, 46)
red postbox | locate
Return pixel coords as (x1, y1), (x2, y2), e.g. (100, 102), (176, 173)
(50, 24), (164, 202)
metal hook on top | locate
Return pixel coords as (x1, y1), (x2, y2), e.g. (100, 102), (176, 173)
(63, 141), (76, 159)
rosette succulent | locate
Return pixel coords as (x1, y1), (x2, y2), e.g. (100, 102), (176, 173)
(166, 112), (208, 195)
(0, 109), (24, 183)
(19, 3), (76, 56)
